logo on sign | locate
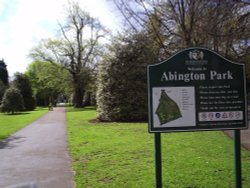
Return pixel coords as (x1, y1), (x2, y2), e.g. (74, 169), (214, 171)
(186, 50), (207, 66)
(199, 111), (244, 122)
(189, 50), (204, 60)
(215, 113), (221, 118)
(208, 113), (214, 119)
(201, 113), (207, 120)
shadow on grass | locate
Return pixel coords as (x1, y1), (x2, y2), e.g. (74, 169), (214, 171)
(88, 118), (147, 124)
(0, 135), (26, 149)
(1, 112), (31, 116)
(67, 106), (96, 113)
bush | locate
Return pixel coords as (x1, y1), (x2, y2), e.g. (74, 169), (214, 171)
(1, 87), (24, 114)
(96, 33), (158, 122)
(13, 73), (36, 111)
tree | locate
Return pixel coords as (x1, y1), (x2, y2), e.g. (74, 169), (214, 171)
(12, 73), (36, 111)
(30, 1), (106, 107)
(96, 32), (158, 121)
(26, 61), (73, 106)
(0, 59), (9, 86)
(112, 0), (250, 62)
(0, 80), (7, 103)
(113, 0), (250, 88)
(1, 87), (24, 114)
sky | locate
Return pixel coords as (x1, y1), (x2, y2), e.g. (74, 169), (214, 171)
(0, 0), (121, 77)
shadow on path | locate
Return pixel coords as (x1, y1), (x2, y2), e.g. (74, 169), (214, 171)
(0, 136), (25, 149)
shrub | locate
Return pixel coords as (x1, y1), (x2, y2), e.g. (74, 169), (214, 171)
(13, 73), (36, 110)
(1, 87), (24, 114)
(96, 33), (158, 122)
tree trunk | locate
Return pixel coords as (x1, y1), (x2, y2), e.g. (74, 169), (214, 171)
(72, 74), (84, 108)
(73, 87), (84, 108)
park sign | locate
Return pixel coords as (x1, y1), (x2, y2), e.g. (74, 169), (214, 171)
(147, 47), (248, 133)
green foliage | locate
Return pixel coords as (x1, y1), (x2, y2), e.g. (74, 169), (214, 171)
(0, 59), (9, 86)
(13, 72), (36, 111)
(25, 61), (73, 106)
(1, 87), (24, 114)
(0, 107), (47, 141)
(96, 33), (158, 121)
(29, 2), (105, 108)
(0, 80), (7, 103)
(67, 107), (250, 188)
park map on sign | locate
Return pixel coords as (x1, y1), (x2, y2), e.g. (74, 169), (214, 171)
(155, 90), (182, 125)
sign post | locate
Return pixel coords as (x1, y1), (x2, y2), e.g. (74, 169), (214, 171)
(147, 47), (248, 187)
(234, 130), (242, 188)
(154, 133), (162, 188)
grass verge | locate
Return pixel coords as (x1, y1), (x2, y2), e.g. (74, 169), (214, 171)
(67, 107), (250, 188)
(0, 107), (48, 141)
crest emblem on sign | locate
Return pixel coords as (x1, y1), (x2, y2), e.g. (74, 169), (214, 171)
(189, 50), (204, 60)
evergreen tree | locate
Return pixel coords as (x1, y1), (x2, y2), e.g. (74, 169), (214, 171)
(96, 33), (158, 121)
(0, 80), (6, 103)
(0, 59), (9, 86)
(13, 73), (36, 111)
(1, 87), (24, 114)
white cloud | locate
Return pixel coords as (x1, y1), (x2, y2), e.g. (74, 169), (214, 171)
(0, 0), (64, 76)
(0, 0), (120, 77)
(78, 0), (121, 31)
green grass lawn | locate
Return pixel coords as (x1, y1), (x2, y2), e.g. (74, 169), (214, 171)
(67, 107), (250, 188)
(0, 107), (48, 141)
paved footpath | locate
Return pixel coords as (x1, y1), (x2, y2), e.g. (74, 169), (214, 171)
(0, 107), (74, 188)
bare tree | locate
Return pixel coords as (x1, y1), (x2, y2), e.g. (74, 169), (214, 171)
(112, 0), (250, 62)
(30, 1), (106, 107)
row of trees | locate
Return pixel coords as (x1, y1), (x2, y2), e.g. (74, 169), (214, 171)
(0, 2), (102, 113)
(29, 0), (250, 121)
(30, 2), (106, 108)
(0, 65), (36, 114)
(3, 1), (247, 119)
(1, 2), (99, 113)
(0, 60), (71, 114)
(26, 61), (72, 106)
